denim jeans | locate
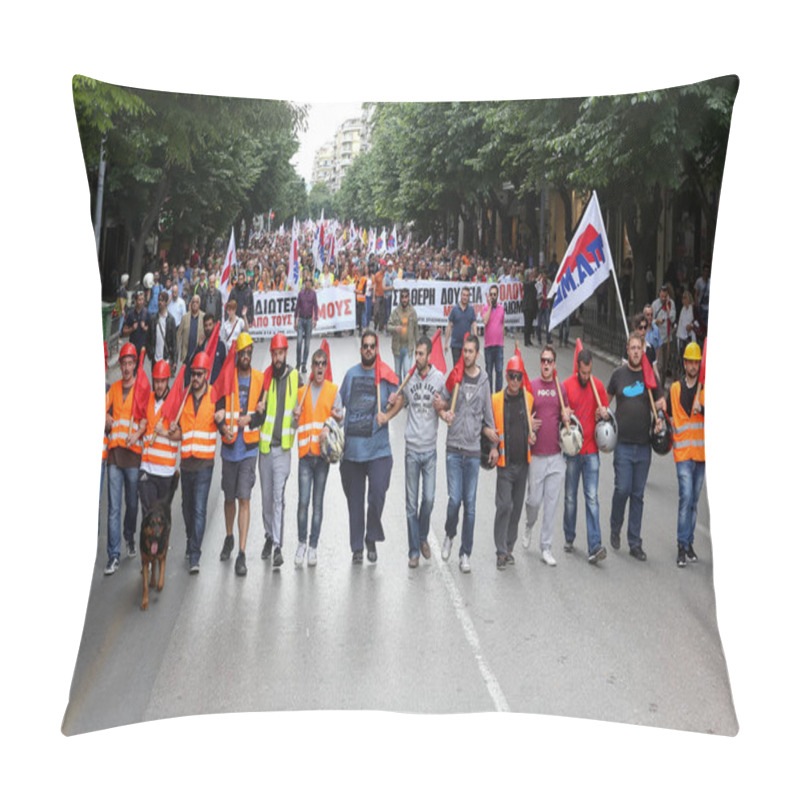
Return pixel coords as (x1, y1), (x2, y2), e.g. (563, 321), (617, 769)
(107, 463), (139, 560)
(296, 316), (313, 370)
(405, 448), (437, 558)
(445, 452), (481, 556)
(484, 344), (504, 394)
(564, 452), (601, 553)
(297, 454), (330, 548)
(610, 443), (652, 549)
(676, 459), (705, 548)
(394, 348), (410, 383)
(558, 317), (570, 345)
(537, 306), (552, 343)
(181, 463), (214, 566)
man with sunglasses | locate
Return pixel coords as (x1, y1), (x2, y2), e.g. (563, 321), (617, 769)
(523, 345), (571, 566)
(487, 355), (537, 570)
(292, 348), (343, 567)
(339, 330), (394, 564)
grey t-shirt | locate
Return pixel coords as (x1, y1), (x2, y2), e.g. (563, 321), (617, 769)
(401, 365), (446, 453)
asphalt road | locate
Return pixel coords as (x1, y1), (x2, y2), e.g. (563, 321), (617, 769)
(62, 329), (736, 736)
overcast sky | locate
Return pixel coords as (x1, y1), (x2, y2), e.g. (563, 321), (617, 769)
(291, 101), (365, 187)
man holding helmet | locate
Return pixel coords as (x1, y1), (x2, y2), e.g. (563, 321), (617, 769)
(666, 341), (705, 567)
(522, 345), (571, 566)
(292, 348), (342, 567)
(606, 332), (667, 561)
(488, 354), (537, 570)
(250, 333), (298, 568)
(562, 349), (611, 564)
(172, 351), (218, 574)
(214, 332), (264, 577)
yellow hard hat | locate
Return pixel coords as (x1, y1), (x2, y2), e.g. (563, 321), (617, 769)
(683, 342), (702, 361)
(236, 331), (254, 352)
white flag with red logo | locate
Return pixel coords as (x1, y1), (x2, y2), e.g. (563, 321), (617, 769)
(220, 227), (237, 306)
(287, 218), (301, 290)
(548, 191), (614, 331)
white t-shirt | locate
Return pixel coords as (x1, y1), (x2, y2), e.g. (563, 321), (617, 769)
(221, 315), (245, 353)
(677, 304), (696, 343)
(168, 297), (186, 327)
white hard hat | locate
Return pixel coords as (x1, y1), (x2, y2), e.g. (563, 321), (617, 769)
(320, 417), (345, 463)
(559, 414), (584, 457)
(143, 272), (154, 289)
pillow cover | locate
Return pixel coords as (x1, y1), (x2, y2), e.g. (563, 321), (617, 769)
(63, 75), (738, 737)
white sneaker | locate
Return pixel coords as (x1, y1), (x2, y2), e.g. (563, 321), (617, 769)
(295, 543), (307, 566)
(522, 525), (533, 549)
(541, 548), (557, 567)
(459, 554), (471, 573)
(307, 547), (318, 567)
(441, 535), (453, 561)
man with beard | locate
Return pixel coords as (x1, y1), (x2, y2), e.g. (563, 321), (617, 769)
(177, 294), (205, 369)
(230, 270), (254, 328)
(481, 284), (505, 393)
(147, 289), (177, 374)
(294, 272), (318, 375)
(214, 332), (265, 577)
(104, 343), (147, 574)
(138, 360), (179, 517)
(666, 341), (705, 567)
(562, 349), (611, 564)
(122, 290), (149, 360)
(378, 336), (448, 568)
(445, 286), (477, 367)
(339, 330), (395, 564)
(606, 332), (666, 561)
(386, 287), (419, 382)
(434, 334), (497, 573)
(250, 334), (298, 568)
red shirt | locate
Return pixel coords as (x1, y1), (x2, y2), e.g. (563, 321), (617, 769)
(562, 374), (609, 455)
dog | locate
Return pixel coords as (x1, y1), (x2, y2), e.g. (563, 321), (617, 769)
(139, 470), (180, 610)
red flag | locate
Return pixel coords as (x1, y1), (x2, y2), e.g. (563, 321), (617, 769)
(158, 365), (188, 425)
(262, 365), (273, 397)
(211, 341), (238, 403)
(131, 347), (151, 421)
(321, 339), (333, 382)
(374, 340), (399, 386)
(699, 338), (707, 386)
(445, 352), (464, 394)
(513, 344), (534, 395)
(641, 349), (659, 391)
(573, 337), (583, 375)
(429, 329), (447, 374)
(203, 320), (221, 361)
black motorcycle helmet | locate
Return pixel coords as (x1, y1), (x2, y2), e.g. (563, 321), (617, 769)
(650, 409), (673, 455)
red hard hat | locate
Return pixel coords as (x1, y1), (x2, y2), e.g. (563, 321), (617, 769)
(119, 343), (137, 362)
(152, 360), (171, 379)
(191, 352), (211, 372)
(506, 355), (525, 374)
(271, 333), (289, 351)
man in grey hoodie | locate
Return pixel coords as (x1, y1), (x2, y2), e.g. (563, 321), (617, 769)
(434, 334), (498, 573)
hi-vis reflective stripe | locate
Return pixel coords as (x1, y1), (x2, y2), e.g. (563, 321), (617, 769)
(672, 421), (704, 435)
(297, 420), (325, 448)
(181, 430), (217, 456)
(109, 418), (136, 444)
(673, 438), (705, 450)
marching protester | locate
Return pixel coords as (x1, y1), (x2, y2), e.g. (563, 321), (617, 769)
(221, 298), (246, 354)
(481, 283), (505, 394)
(293, 347), (343, 567)
(488, 354), (537, 570)
(177, 294), (205, 369)
(445, 286), (477, 367)
(122, 290), (149, 360)
(561, 348), (611, 563)
(606, 332), (667, 562)
(250, 333), (298, 568)
(146, 289), (177, 374)
(339, 330), (396, 564)
(386, 287), (419, 382)
(435, 334), (497, 573)
(294, 272), (318, 375)
(666, 342), (705, 567)
(215, 332), (265, 577)
(378, 336), (448, 568)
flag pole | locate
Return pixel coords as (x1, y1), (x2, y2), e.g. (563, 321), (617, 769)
(609, 264), (630, 340)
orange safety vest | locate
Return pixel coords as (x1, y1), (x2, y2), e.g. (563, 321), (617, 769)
(179, 385), (217, 460)
(107, 380), (143, 456)
(296, 380), (339, 458)
(491, 388), (533, 468)
(670, 381), (705, 463)
(141, 392), (179, 471)
(356, 276), (367, 303)
(223, 368), (265, 446)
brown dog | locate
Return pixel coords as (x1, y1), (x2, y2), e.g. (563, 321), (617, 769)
(140, 471), (180, 610)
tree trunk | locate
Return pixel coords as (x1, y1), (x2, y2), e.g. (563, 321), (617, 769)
(128, 176), (170, 288)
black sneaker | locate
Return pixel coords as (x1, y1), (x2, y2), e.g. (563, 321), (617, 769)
(235, 551), (247, 576)
(366, 539), (377, 563)
(563, 541), (575, 553)
(261, 536), (273, 560)
(496, 555), (507, 570)
(126, 540), (137, 559)
(220, 535), (234, 561)
(273, 546), (284, 568)
(610, 531), (621, 550)
(629, 546), (647, 562)
(352, 550), (364, 564)
(677, 546), (687, 568)
(505, 553), (515, 566)
(588, 546), (607, 564)
(686, 544), (698, 563)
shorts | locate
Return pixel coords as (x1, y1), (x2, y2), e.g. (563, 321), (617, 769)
(221, 455), (257, 502)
